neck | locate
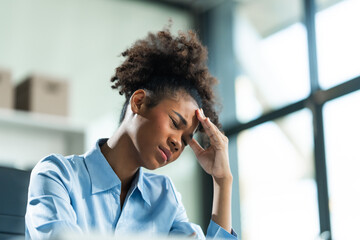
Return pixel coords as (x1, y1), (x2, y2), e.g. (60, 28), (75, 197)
(100, 125), (140, 189)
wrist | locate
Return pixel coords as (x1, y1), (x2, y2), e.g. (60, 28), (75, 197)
(213, 173), (233, 186)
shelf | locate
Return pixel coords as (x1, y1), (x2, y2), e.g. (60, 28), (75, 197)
(0, 108), (84, 134)
(0, 108), (85, 169)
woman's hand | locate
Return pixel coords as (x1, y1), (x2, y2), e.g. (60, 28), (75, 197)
(189, 109), (233, 233)
(188, 109), (232, 181)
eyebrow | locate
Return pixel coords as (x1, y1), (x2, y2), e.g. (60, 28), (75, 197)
(172, 110), (187, 126)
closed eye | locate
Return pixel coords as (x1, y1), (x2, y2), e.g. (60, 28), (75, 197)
(170, 116), (187, 146)
(170, 117), (179, 129)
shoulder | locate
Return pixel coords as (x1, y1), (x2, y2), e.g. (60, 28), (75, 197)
(30, 153), (85, 192)
(32, 153), (83, 175)
(142, 171), (181, 205)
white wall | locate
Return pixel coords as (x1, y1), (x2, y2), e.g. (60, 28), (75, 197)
(0, 0), (202, 227)
(0, 0), (192, 124)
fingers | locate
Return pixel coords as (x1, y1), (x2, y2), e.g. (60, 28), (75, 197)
(196, 109), (215, 136)
(196, 109), (224, 147)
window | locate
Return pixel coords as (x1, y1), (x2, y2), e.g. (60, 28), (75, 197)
(316, 0), (360, 89)
(231, 0), (360, 239)
(237, 110), (319, 240)
(323, 90), (360, 239)
(234, 0), (309, 122)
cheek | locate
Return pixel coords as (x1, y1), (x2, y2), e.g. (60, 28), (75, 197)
(136, 116), (169, 144)
(152, 115), (171, 135)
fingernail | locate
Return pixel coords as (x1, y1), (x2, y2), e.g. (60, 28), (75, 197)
(200, 108), (205, 117)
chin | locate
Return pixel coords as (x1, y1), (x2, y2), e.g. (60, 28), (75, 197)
(142, 159), (161, 170)
(144, 165), (158, 170)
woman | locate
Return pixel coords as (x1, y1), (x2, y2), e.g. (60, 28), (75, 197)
(25, 29), (237, 239)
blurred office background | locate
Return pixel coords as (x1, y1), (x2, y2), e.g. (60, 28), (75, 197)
(0, 0), (360, 239)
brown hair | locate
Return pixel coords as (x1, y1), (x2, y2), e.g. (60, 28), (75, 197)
(110, 28), (222, 133)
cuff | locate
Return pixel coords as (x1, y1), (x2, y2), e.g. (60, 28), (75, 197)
(206, 220), (238, 239)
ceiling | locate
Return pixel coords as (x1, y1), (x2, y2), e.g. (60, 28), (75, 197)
(141, 0), (227, 12)
(142, 0), (344, 36)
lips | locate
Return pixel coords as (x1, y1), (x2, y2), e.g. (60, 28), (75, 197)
(159, 146), (171, 162)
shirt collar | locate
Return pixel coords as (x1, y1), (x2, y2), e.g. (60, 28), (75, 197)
(84, 138), (151, 206)
(84, 138), (121, 194)
(134, 168), (151, 206)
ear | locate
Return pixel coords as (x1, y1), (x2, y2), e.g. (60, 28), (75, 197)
(130, 89), (147, 114)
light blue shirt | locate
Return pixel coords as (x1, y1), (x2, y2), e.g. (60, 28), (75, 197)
(25, 138), (237, 239)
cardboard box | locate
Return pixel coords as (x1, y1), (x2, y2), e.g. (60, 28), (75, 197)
(0, 69), (13, 109)
(15, 74), (69, 116)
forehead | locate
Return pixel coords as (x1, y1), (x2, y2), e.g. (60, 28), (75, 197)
(159, 92), (198, 112)
(156, 93), (199, 129)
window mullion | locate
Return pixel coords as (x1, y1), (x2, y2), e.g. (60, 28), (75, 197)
(304, 0), (332, 237)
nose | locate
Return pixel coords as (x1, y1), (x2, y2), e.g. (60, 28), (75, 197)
(169, 136), (181, 152)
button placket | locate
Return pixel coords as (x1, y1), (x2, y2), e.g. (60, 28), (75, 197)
(110, 187), (121, 228)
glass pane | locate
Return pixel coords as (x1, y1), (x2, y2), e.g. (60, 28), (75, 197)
(234, 0), (310, 122)
(323, 90), (360, 239)
(237, 109), (319, 240)
(316, 0), (360, 89)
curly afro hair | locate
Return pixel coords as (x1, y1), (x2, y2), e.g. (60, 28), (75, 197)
(110, 28), (222, 134)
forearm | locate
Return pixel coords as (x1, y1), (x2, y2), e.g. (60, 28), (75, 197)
(211, 174), (233, 233)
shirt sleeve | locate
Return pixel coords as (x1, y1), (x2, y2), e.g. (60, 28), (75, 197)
(168, 193), (206, 239)
(25, 155), (82, 240)
(167, 178), (238, 239)
(206, 219), (238, 239)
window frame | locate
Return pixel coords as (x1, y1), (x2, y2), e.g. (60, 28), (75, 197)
(220, 0), (360, 238)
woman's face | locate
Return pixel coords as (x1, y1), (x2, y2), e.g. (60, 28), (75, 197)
(129, 91), (199, 170)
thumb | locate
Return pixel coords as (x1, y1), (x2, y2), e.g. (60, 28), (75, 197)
(188, 138), (204, 156)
